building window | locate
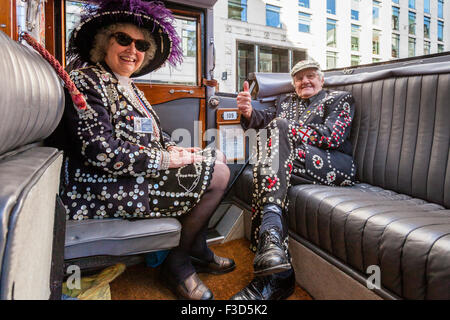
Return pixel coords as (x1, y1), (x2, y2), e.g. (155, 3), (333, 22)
(408, 37), (416, 57)
(351, 24), (360, 51)
(327, 18), (337, 47)
(438, 0), (443, 19)
(228, 0), (247, 22)
(181, 25), (196, 58)
(424, 16), (430, 38)
(408, 0), (415, 9)
(266, 4), (281, 28)
(237, 43), (255, 91)
(351, 55), (360, 66)
(438, 44), (444, 53)
(373, 1), (381, 26)
(373, 58), (381, 63)
(392, 33), (400, 58)
(298, 12), (311, 33)
(392, 0), (399, 4)
(327, 0), (336, 15)
(438, 20), (444, 42)
(392, 7), (400, 31)
(409, 11), (416, 35)
(326, 51), (337, 69)
(424, 40), (431, 54)
(237, 43), (306, 90)
(424, 0), (430, 14)
(293, 50), (307, 64)
(373, 30), (380, 55)
(259, 46), (289, 73)
(351, 0), (359, 20)
(298, 0), (309, 8)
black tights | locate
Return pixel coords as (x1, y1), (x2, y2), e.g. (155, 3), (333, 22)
(163, 156), (230, 283)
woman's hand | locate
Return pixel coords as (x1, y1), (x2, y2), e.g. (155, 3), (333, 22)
(167, 146), (201, 153)
(167, 146), (203, 168)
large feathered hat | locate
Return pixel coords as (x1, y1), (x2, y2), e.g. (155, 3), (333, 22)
(67, 0), (183, 77)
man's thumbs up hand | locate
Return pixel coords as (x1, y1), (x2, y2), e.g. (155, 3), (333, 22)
(237, 81), (253, 120)
(243, 80), (249, 92)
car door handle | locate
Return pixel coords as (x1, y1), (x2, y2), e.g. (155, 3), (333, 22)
(169, 89), (194, 94)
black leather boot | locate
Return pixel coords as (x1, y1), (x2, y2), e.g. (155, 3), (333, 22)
(230, 269), (295, 300)
(253, 227), (291, 276)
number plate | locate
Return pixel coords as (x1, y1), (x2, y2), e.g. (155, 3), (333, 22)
(222, 111), (238, 121)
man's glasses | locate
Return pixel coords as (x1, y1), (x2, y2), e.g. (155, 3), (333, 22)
(111, 32), (151, 52)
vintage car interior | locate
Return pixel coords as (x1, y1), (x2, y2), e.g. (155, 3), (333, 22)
(0, 0), (449, 300)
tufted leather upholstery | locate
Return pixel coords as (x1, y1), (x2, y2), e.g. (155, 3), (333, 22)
(234, 56), (450, 299)
(0, 31), (64, 299)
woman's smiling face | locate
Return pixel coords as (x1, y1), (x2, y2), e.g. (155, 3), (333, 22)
(104, 24), (145, 77)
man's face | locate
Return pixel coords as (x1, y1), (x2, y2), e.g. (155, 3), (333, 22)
(293, 68), (324, 99)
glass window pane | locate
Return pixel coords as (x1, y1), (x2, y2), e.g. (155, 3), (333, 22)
(438, 0), (443, 19)
(392, 7), (399, 31)
(351, 24), (360, 51)
(424, 0), (430, 14)
(258, 46), (289, 73)
(293, 50), (307, 64)
(438, 44), (444, 53)
(299, 12), (311, 33)
(326, 51), (337, 69)
(409, 11), (416, 35)
(327, 0), (336, 15)
(327, 18), (337, 47)
(372, 30), (380, 55)
(298, 0), (310, 8)
(266, 5), (281, 28)
(137, 17), (197, 85)
(438, 21), (444, 41)
(17, 0), (47, 43)
(424, 41), (430, 54)
(424, 16), (430, 38)
(229, 0), (247, 21)
(351, 10), (359, 20)
(409, 0), (415, 9)
(373, 1), (380, 25)
(237, 42), (255, 91)
(351, 55), (360, 66)
(408, 37), (416, 57)
(392, 34), (400, 58)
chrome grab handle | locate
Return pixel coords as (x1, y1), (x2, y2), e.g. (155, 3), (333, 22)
(169, 89), (194, 94)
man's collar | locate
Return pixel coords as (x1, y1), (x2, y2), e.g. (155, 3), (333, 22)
(299, 89), (326, 105)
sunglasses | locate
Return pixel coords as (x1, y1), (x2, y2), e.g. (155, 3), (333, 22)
(111, 32), (151, 52)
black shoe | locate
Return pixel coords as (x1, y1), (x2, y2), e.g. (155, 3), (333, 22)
(253, 227), (291, 276)
(191, 253), (236, 275)
(230, 269), (295, 300)
(160, 267), (214, 300)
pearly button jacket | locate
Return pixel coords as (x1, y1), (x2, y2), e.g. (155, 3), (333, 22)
(48, 62), (194, 220)
(241, 89), (357, 186)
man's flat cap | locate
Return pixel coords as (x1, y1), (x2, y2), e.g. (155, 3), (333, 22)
(290, 60), (321, 77)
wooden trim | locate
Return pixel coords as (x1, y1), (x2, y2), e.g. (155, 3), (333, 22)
(45, 0), (56, 56)
(199, 98), (206, 148)
(216, 108), (241, 125)
(0, 0), (15, 39)
(12, 0), (17, 40)
(59, 0), (66, 67)
(136, 84), (205, 105)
